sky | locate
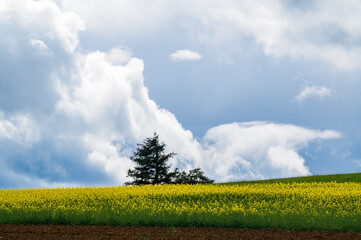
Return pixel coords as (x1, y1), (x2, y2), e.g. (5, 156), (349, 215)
(1, 0), (361, 189)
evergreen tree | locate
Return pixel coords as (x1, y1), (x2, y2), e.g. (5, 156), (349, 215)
(125, 133), (176, 185)
(126, 132), (215, 186)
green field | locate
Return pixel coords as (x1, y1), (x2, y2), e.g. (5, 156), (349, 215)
(219, 172), (361, 185)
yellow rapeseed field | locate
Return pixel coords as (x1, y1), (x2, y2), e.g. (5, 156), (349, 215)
(0, 182), (360, 231)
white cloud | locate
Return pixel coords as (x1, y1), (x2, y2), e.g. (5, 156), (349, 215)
(0, 0), (85, 114)
(61, 0), (193, 37)
(204, 0), (361, 70)
(62, 0), (361, 70)
(2, 0), (84, 53)
(105, 48), (132, 65)
(84, 134), (134, 183)
(170, 50), (202, 61)
(29, 38), (52, 56)
(296, 86), (332, 102)
(267, 146), (309, 176)
(0, 111), (40, 147)
(0, 0), (88, 188)
(201, 122), (341, 182)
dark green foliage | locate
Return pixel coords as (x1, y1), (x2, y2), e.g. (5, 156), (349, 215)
(126, 132), (214, 185)
(172, 168), (215, 184)
(125, 133), (176, 186)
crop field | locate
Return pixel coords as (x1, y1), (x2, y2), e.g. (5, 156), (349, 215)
(1, 182), (361, 232)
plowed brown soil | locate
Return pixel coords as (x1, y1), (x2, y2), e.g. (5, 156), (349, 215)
(0, 224), (360, 240)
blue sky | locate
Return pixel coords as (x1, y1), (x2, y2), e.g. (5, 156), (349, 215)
(1, 0), (361, 188)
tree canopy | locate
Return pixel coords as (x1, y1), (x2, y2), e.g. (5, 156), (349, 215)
(172, 167), (214, 184)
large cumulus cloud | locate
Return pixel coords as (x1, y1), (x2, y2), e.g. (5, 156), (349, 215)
(0, 0), (341, 188)
(0, 0), (84, 113)
(201, 122), (340, 182)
